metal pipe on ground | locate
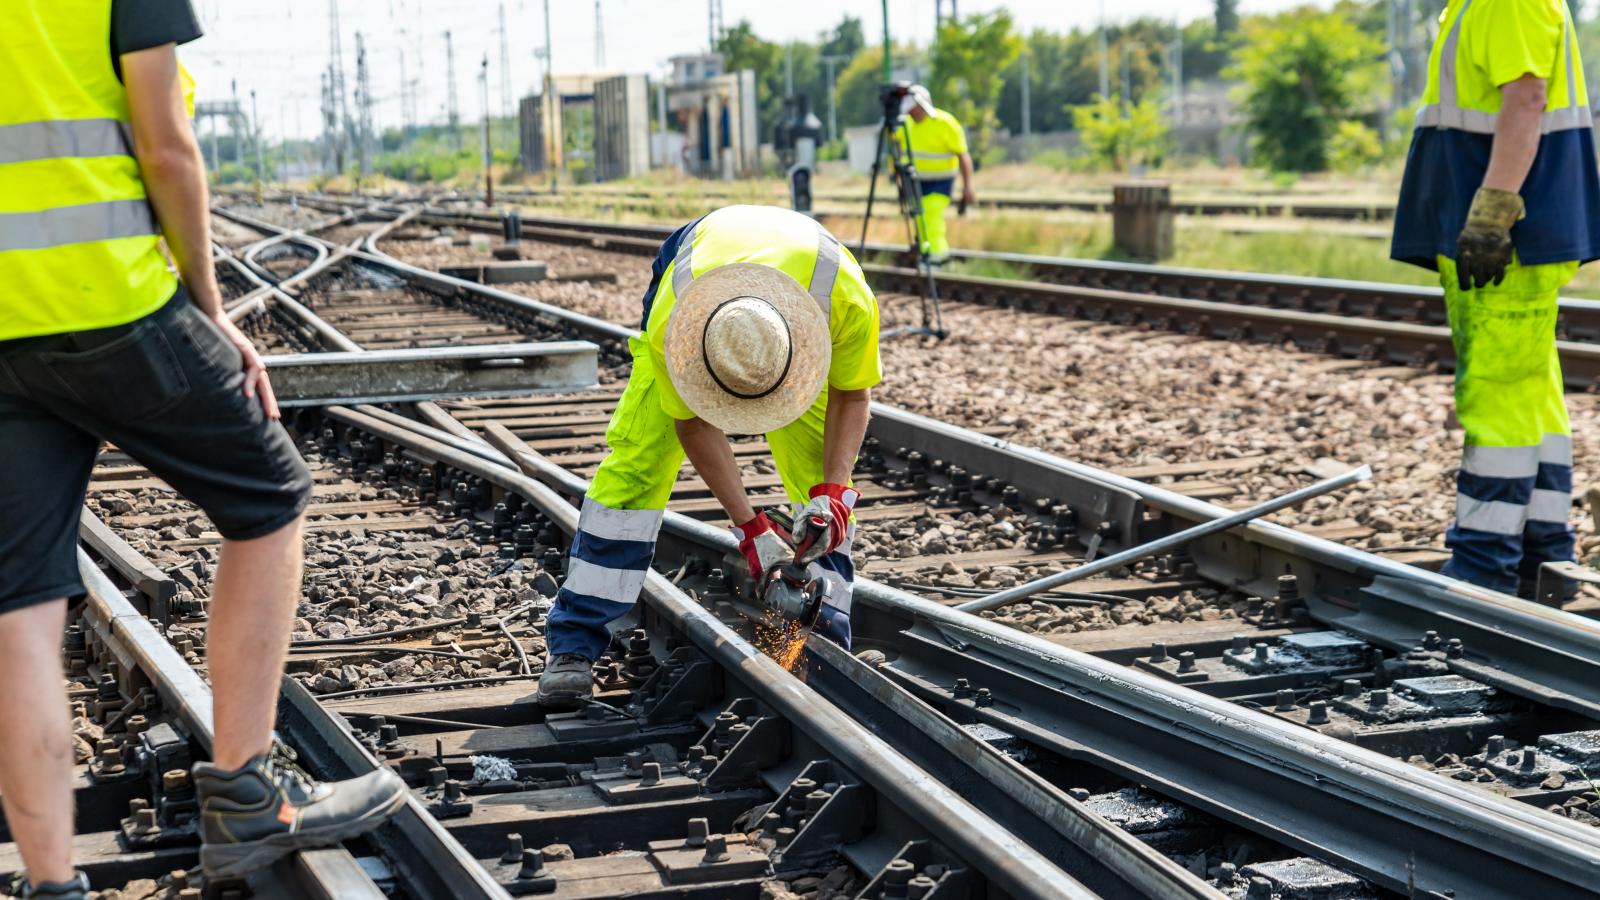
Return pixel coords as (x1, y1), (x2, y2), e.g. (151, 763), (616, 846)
(957, 465), (1371, 613)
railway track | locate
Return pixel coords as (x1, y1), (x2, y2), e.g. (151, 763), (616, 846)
(45, 201), (1600, 898)
(327, 199), (1600, 391)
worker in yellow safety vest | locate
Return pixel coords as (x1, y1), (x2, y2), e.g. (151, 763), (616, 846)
(1391, 0), (1600, 596)
(0, 3), (406, 895)
(894, 85), (974, 264)
(537, 205), (882, 708)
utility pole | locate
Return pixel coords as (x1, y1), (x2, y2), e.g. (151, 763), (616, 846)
(543, 0), (557, 178)
(1020, 51), (1031, 137)
(499, 2), (514, 118)
(231, 80), (244, 168)
(881, 0), (891, 82)
(784, 42), (794, 97)
(481, 54), (493, 207)
(327, 0), (349, 172)
(821, 54), (848, 143)
(250, 88), (263, 202)
(355, 31), (373, 184)
(1097, 2), (1110, 100)
(595, 0), (606, 68)
(399, 49), (410, 149)
(445, 30), (461, 151)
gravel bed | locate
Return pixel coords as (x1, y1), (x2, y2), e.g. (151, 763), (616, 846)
(88, 448), (554, 698)
(220, 202), (331, 231)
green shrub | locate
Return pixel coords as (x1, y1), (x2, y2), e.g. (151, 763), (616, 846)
(1327, 121), (1384, 173)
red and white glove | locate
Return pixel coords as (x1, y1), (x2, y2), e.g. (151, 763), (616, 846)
(797, 483), (859, 559)
(732, 511), (792, 583)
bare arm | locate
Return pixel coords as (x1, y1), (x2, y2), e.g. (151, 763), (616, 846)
(958, 153), (975, 204)
(676, 417), (757, 526)
(122, 45), (218, 314)
(821, 388), (871, 485)
(1483, 75), (1547, 192)
(123, 45), (279, 418)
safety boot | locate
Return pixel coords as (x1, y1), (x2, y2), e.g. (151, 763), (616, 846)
(192, 744), (407, 878)
(13, 872), (88, 899)
(536, 653), (595, 708)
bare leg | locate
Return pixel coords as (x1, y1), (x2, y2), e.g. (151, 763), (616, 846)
(0, 599), (75, 885)
(207, 516), (303, 770)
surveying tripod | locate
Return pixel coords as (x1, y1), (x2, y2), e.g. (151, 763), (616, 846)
(856, 83), (947, 340)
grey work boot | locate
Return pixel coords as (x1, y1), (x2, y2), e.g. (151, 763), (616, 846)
(536, 653), (595, 708)
(14, 872), (88, 899)
(192, 745), (407, 878)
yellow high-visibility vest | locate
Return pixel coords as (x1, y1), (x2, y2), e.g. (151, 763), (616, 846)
(0, 0), (178, 341)
(896, 107), (967, 179)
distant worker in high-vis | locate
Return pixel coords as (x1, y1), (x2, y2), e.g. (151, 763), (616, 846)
(1391, 0), (1600, 595)
(895, 84), (974, 264)
(536, 205), (882, 708)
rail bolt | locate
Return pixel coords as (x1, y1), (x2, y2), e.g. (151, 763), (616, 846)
(1149, 642), (1168, 663)
(1307, 700), (1330, 725)
(685, 817), (710, 847)
(1177, 651), (1197, 674)
(500, 833), (524, 863)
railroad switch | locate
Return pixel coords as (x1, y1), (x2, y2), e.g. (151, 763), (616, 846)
(625, 648), (715, 726)
(1135, 630), (1368, 687)
(120, 724), (200, 848)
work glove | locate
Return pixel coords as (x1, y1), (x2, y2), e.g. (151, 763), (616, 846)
(1455, 187), (1524, 291)
(796, 483), (859, 562)
(732, 511), (792, 584)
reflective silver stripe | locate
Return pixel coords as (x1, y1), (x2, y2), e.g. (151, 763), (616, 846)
(0, 118), (135, 165)
(1455, 493), (1527, 535)
(577, 496), (664, 544)
(911, 150), (957, 160)
(808, 225), (841, 312)
(562, 557), (649, 605)
(669, 220), (698, 298)
(0, 198), (158, 252)
(1461, 445), (1539, 479)
(1540, 433), (1573, 466)
(1415, 0), (1590, 134)
(1529, 488), (1572, 523)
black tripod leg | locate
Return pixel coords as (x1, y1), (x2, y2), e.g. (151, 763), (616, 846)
(857, 124), (891, 256)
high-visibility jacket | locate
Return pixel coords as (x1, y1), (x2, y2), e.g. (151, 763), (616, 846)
(896, 107), (967, 180)
(641, 204), (882, 422)
(1392, 0), (1600, 270)
(0, 0), (177, 341)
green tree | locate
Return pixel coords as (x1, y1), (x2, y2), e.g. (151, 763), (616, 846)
(717, 20), (785, 134)
(1226, 8), (1383, 172)
(930, 11), (1023, 161)
(1070, 95), (1169, 171)
(1215, 0), (1239, 36)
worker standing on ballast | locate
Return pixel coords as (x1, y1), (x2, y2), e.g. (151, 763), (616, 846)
(537, 205), (882, 708)
(0, 2), (406, 896)
(895, 85), (975, 265)
(1391, 0), (1600, 595)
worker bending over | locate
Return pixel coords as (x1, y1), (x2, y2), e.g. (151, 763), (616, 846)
(1, 1), (409, 896)
(537, 205), (882, 707)
(1391, 0), (1600, 595)
(895, 85), (974, 264)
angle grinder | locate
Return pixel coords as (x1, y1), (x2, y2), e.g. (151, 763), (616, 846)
(755, 507), (834, 625)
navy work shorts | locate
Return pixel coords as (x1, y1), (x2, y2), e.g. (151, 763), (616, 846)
(0, 288), (311, 613)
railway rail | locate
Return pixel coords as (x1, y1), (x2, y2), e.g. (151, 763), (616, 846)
(294, 196), (1600, 391)
(40, 198), (1600, 898)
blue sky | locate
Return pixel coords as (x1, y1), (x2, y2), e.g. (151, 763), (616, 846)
(182, 0), (1326, 139)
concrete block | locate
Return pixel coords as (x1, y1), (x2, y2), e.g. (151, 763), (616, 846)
(439, 262), (549, 285)
(1112, 181), (1174, 261)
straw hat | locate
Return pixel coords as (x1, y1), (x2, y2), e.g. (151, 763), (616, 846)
(663, 263), (830, 435)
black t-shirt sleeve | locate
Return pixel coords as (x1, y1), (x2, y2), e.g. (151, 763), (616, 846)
(111, 0), (203, 78)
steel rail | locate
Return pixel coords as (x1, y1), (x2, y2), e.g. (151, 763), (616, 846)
(321, 404), (1101, 900)
(458, 423), (1600, 900)
(388, 204), (1600, 343)
(74, 543), (390, 898)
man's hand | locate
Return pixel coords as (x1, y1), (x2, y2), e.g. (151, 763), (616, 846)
(961, 186), (975, 206)
(1455, 187), (1524, 291)
(733, 512), (792, 583)
(797, 483), (858, 560)
(212, 312), (280, 419)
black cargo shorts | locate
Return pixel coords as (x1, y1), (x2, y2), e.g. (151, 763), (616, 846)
(0, 288), (312, 612)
